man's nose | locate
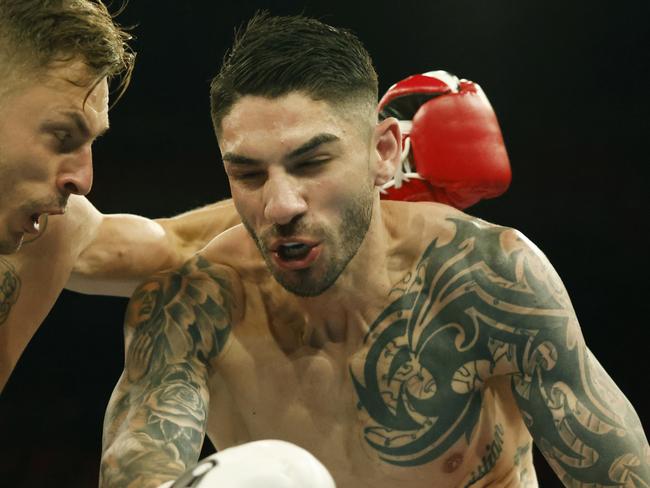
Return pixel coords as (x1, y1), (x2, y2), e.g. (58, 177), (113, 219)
(263, 173), (308, 225)
(56, 146), (94, 196)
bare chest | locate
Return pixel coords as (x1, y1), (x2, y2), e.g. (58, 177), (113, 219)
(206, 329), (535, 488)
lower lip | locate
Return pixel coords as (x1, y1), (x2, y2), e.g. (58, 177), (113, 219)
(272, 245), (321, 270)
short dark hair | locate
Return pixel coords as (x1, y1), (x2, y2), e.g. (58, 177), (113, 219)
(0, 0), (135, 102)
(210, 12), (378, 133)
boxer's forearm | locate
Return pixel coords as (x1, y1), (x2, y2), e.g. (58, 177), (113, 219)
(67, 213), (174, 296)
(100, 379), (208, 488)
(100, 337), (210, 487)
(68, 199), (240, 297)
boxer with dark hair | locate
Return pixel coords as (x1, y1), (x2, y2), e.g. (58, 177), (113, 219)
(0, 0), (241, 391)
(101, 12), (649, 488)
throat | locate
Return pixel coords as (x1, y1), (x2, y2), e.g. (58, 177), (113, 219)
(303, 319), (349, 348)
(268, 301), (370, 355)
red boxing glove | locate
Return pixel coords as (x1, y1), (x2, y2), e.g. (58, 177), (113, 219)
(379, 71), (511, 209)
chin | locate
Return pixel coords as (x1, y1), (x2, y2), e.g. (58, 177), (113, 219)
(278, 279), (332, 298)
(272, 265), (342, 298)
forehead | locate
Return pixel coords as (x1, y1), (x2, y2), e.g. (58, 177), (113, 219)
(219, 92), (354, 156)
(1, 60), (109, 130)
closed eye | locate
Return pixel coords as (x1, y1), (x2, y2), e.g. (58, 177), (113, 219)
(293, 158), (329, 172)
(231, 171), (267, 187)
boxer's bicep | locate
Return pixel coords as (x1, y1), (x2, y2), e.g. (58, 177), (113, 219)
(507, 239), (650, 486)
(100, 255), (239, 488)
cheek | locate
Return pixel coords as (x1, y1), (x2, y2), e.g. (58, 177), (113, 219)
(230, 185), (261, 225)
(319, 165), (372, 209)
(0, 151), (40, 204)
(0, 135), (53, 183)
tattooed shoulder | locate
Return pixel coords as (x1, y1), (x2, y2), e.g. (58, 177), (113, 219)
(351, 217), (573, 466)
(124, 254), (241, 374)
(0, 257), (21, 327)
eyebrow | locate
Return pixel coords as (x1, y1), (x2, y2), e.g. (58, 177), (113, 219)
(222, 132), (340, 166)
(286, 133), (340, 159)
(60, 110), (110, 139)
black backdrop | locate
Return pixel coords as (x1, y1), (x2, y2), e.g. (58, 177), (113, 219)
(1, 1), (648, 486)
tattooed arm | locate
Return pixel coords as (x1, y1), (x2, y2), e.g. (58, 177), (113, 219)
(100, 255), (239, 488)
(504, 230), (650, 486)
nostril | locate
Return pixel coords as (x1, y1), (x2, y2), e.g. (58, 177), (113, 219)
(63, 182), (80, 194)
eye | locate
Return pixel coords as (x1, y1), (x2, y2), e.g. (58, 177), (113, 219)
(294, 158), (329, 172)
(53, 129), (71, 142)
(231, 171), (266, 188)
(50, 129), (76, 152)
(236, 171), (264, 180)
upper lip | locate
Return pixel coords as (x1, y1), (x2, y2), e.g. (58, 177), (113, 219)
(269, 238), (319, 252)
(37, 208), (65, 216)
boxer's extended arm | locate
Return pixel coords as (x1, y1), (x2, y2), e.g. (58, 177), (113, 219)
(507, 238), (650, 486)
(100, 255), (238, 488)
(66, 198), (241, 297)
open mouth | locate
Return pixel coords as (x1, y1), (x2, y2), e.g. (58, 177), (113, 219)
(28, 213), (41, 233)
(277, 242), (313, 261)
(272, 241), (321, 270)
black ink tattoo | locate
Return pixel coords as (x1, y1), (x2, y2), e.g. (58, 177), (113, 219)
(514, 441), (531, 466)
(351, 218), (560, 466)
(514, 442), (535, 487)
(100, 255), (236, 488)
(0, 258), (20, 326)
(350, 217), (650, 486)
(465, 423), (505, 487)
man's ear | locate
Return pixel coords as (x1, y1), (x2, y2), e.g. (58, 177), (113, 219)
(372, 117), (402, 187)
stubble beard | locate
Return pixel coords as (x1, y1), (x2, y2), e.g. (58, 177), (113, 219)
(241, 187), (375, 297)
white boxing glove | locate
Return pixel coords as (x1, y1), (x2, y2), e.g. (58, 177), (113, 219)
(158, 439), (336, 488)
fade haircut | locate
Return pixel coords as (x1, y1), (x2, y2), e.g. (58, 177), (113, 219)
(0, 0), (135, 103)
(210, 12), (378, 135)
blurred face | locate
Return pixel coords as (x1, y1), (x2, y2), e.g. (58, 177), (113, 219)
(0, 61), (109, 254)
(219, 92), (381, 297)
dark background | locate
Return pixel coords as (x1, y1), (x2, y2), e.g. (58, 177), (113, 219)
(1, 0), (649, 486)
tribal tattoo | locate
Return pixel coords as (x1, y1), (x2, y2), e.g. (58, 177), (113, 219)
(100, 255), (236, 488)
(0, 257), (20, 327)
(514, 442), (536, 487)
(351, 218), (650, 486)
(465, 423), (505, 487)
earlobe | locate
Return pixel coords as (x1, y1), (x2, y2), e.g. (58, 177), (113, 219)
(373, 117), (402, 186)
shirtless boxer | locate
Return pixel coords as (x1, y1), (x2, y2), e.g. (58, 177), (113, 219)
(0, 0), (240, 391)
(100, 13), (649, 488)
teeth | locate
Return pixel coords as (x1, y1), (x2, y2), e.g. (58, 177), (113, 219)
(31, 214), (40, 231)
(282, 242), (304, 248)
(278, 242), (310, 260)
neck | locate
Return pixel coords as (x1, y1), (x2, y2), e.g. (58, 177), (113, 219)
(292, 196), (396, 341)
